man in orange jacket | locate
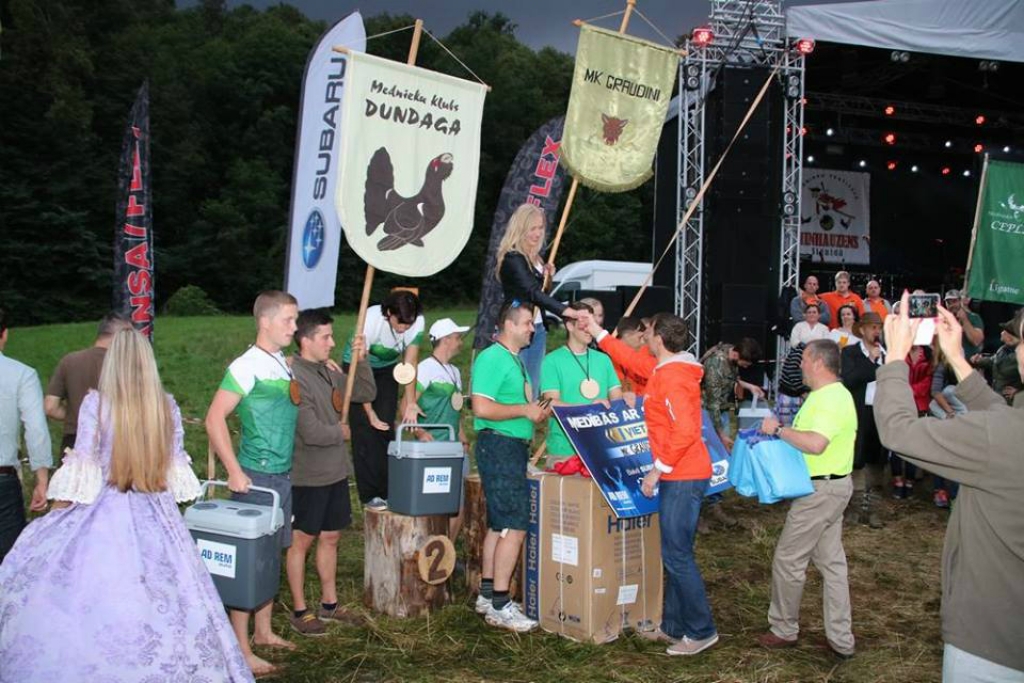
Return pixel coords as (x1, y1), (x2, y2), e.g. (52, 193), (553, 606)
(581, 314), (657, 396)
(637, 314), (718, 656)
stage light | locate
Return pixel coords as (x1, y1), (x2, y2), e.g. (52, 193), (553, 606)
(944, 140), (953, 148)
(801, 126), (807, 136)
(974, 144), (984, 153)
(963, 170), (971, 177)
(826, 127), (835, 137)
(858, 160), (867, 168)
(1004, 146), (1011, 153)
(942, 166), (951, 175)
(807, 155), (815, 163)
(979, 60), (1000, 72)
(883, 132), (897, 145)
(976, 115), (986, 125)
(890, 50), (910, 63)
(911, 165), (919, 173)
(785, 73), (802, 99)
(692, 27), (714, 46)
(884, 105), (895, 116)
(887, 161), (897, 170)
(795, 38), (815, 55)
(683, 63), (701, 91)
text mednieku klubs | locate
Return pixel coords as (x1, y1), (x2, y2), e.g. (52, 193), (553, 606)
(365, 79), (462, 136)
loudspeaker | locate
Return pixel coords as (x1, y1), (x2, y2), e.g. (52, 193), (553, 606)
(617, 285), (674, 322)
(721, 284), (769, 322)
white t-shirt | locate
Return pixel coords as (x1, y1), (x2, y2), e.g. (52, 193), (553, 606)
(790, 321), (830, 346)
(829, 328), (861, 350)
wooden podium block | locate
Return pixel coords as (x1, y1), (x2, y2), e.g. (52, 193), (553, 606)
(363, 508), (453, 618)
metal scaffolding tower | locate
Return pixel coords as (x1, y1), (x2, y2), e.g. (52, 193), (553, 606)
(676, 0), (806, 363)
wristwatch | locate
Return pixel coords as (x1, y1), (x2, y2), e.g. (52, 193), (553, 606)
(774, 425), (785, 438)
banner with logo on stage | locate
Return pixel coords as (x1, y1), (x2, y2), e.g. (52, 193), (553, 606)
(965, 158), (1024, 305)
(800, 169), (871, 265)
(552, 399), (731, 518)
(284, 12), (366, 309)
(559, 24), (679, 193)
(335, 51), (487, 277)
(112, 81), (154, 339)
(473, 115), (569, 350)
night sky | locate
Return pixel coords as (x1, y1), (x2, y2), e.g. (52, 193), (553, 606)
(210, 0), (863, 53)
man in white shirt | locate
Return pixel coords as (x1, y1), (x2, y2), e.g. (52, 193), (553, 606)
(0, 308), (52, 561)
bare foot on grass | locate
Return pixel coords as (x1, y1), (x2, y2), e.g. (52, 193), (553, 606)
(252, 632), (297, 650)
(246, 653), (278, 678)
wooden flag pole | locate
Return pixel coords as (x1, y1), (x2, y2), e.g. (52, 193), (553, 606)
(340, 18), (424, 425)
(542, 0), (638, 290)
(963, 153), (990, 290)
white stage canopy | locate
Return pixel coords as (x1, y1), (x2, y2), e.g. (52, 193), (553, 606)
(786, 0), (1024, 64)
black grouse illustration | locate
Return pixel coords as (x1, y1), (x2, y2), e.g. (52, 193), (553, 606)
(363, 148), (454, 251)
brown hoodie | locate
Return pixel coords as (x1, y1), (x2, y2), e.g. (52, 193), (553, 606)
(874, 362), (1024, 671)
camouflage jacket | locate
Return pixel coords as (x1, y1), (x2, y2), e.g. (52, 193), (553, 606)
(701, 343), (738, 416)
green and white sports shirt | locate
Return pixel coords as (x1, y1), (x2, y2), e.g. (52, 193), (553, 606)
(341, 304), (425, 369)
(219, 346), (299, 474)
(416, 356), (462, 440)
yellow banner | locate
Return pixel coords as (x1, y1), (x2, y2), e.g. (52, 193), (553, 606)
(560, 25), (679, 193)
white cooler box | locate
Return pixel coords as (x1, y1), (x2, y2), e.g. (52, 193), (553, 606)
(184, 480), (284, 611)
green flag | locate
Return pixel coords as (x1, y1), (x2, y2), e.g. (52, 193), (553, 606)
(965, 159), (1024, 305)
(560, 25), (679, 193)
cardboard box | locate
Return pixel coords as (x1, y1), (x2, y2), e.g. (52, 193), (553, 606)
(524, 473), (662, 643)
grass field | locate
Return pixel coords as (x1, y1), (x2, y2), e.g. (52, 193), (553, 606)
(6, 313), (947, 682)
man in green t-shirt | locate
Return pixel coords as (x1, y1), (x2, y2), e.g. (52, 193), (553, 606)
(471, 302), (550, 633)
(540, 301), (621, 464)
(757, 339), (857, 660)
(414, 317), (471, 539)
(205, 290), (299, 679)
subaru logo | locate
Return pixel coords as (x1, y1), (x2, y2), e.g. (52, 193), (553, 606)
(302, 209), (326, 269)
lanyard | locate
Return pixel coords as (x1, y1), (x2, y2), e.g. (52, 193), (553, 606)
(253, 345), (293, 379)
(431, 355), (461, 391)
(496, 342), (530, 401)
(567, 347), (591, 380)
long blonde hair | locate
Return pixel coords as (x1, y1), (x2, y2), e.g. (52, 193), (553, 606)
(99, 328), (172, 493)
(494, 203), (545, 281)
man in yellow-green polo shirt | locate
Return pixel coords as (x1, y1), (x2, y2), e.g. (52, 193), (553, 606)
(756, 339), (858, 660)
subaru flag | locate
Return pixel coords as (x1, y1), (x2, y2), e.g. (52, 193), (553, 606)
(284, 12), (366, 309)
(553, 400), (732, 518)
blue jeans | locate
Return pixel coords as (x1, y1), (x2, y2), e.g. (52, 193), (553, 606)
(518, 323), (547, 400)
(659, 478), (716, 640)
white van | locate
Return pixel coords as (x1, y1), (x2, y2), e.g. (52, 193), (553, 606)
(549, 260), (652, 297)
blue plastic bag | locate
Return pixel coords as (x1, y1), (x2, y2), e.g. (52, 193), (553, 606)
(728, 428), (814, 504)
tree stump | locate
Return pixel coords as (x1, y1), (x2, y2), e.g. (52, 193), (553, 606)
(364, 508), (451, 617)
(461, 474), (521, 599)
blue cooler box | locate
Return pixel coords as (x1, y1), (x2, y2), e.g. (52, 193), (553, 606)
(387, 423), (465, 516)
(184, 480), (284, 610)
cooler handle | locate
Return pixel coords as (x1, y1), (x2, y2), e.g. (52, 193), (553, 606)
(394, 422), (456, 450)
(198, 480), (283, 536)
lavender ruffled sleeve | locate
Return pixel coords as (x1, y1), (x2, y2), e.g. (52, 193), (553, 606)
(47, 390), (104, 504)
(168, 396), (202, 503)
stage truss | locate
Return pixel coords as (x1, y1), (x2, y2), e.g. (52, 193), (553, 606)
(676, 0), (806, 369)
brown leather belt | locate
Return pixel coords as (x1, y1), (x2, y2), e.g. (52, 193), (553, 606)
(0, 466), (19, 477)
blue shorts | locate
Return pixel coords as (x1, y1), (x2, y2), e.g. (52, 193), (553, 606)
(475, 430), (530, 532)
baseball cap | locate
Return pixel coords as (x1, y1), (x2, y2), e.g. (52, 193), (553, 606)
(943, 289), (962, 301)
(429, 318), (470, 341)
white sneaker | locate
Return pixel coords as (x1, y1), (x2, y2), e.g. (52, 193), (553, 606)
(474, 595), (490, 615)
(485, 601), (538, 633)
(666, 633), (719, 656)
(366, 497), (387, 511)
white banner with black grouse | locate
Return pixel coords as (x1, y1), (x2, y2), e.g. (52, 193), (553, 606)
(800, 169), (871, 265)
(335, 51), (487, 277)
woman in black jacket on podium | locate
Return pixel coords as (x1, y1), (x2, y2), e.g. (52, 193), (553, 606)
(494, 203), (578, 396)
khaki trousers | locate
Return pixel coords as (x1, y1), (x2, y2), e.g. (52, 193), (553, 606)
(768, 477), (855, 654)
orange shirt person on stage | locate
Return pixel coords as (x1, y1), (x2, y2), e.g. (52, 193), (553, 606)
(819, 271), (865, 330)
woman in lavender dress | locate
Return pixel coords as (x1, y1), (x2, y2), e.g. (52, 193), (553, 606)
(0, 329), (254, 683)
